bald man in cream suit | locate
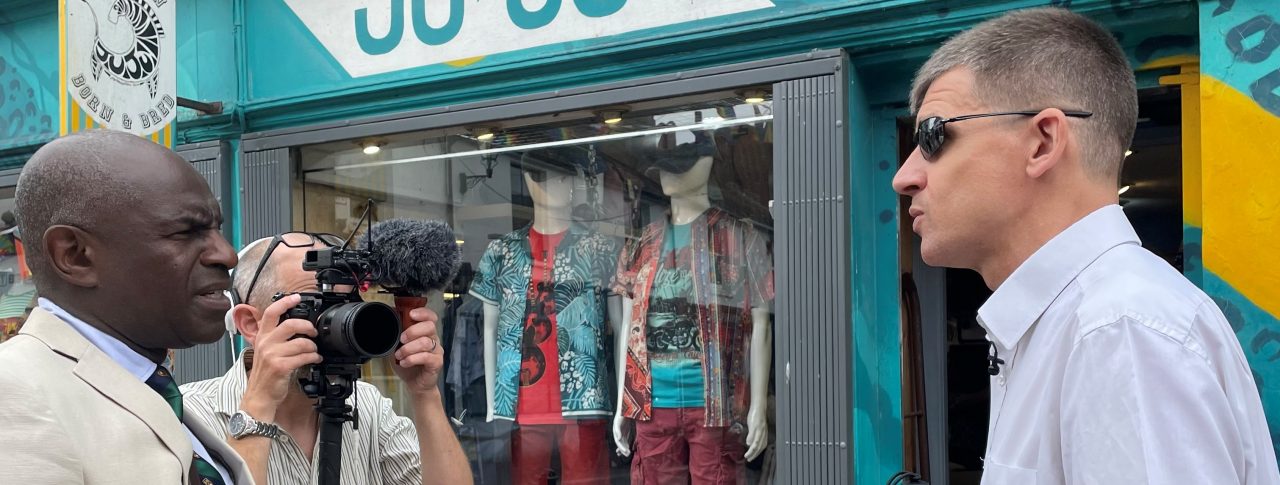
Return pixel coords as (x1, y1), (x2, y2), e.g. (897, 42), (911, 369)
(0, 131), (252, 484)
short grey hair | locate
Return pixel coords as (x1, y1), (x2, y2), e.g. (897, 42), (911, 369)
(910, 7), (1137, 181)
(232, 239), (279, 309)
(15, 131), (144, 287)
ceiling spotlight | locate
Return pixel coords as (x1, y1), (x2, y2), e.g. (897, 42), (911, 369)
(1118, 185), (1131, 195)
(598, 108), (628, 125)
(1125, 149), (1133, 158)
(471, 127), (496, 141)
(359, 139), (384, 155)
(741, 88), (769, 104)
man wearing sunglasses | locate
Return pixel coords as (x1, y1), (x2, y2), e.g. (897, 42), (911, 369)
(180, 232), (472, 485)
(893, 8), (1278, 485)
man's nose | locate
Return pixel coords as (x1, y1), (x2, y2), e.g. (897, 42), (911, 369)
(204, 232), (239, 270)
(892, 149), (927, 196)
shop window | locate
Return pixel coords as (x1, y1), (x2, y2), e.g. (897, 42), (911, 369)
(295, 89), (777, 484)
(0, 187), (38, 343)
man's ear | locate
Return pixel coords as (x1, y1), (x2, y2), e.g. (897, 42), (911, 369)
(232, 304), (263, 344)
(1026, 109), (1069, 179)
(44, 225), (99, 288)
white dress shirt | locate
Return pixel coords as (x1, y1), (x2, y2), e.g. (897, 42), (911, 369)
(38, 298), (234, 485)
(179, 351), (423, 485)
(976, 205), (1279, 485)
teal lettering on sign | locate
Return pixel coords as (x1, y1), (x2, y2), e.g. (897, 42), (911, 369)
(508, 0), (561, 30)
(413, 0), (465, 46)
(356, 0), (405, 55)
(575, 0), (627, 18)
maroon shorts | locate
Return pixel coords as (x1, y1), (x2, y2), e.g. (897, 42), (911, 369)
(511, 420), (609, 485)
(631, 407), (746, 485)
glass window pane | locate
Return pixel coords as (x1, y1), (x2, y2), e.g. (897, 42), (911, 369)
(295, 88), (776, 483)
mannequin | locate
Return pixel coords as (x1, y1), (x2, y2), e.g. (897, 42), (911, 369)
(470, 157), (619, 485)
(610, 154), (774, 484)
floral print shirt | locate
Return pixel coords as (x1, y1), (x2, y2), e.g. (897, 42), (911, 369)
(469, 225), (620, 420)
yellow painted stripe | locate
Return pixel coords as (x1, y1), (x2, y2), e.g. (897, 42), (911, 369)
(58, 0), (67, 136)
(70, 102), (80, 133)
(85, 111), (93, 130)
(1200, 75), (1280, 318)
(444, 56), (486, 68)
(1139, 54), (1200, 71)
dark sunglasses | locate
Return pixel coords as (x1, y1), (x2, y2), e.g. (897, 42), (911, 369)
(233, 231), (344, 306)
(913, 110), (1093, 161)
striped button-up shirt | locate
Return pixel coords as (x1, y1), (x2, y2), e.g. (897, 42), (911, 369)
(180, 352), (422, 484)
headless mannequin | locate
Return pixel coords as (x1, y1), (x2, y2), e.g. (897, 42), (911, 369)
(610, 156), (774, 461)
(482, 172), (626, 419)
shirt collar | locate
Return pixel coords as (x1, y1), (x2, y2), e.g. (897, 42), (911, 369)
(212, 349), (252, 416)
(37, 297), (158, 382)
(977, 205), (1140, 350)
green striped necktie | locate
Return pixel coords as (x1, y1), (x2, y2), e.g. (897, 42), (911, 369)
(145, 365), (228, 485)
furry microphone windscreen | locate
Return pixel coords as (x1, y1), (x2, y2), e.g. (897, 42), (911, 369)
(358, 218), (463, 295)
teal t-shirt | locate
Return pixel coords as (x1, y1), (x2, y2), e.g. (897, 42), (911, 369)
(646, 222), (706, 408)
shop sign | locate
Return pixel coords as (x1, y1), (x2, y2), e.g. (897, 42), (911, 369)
(285, 0), (775, 77)
(64, 0), (177, 136)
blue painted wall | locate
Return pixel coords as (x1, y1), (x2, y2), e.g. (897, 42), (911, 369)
(0, 3), (57, 154)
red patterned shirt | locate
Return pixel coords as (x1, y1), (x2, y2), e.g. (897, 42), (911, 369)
(612, 208), (774, 427)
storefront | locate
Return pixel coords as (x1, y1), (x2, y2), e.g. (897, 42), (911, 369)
(1, 1), (1277, 483)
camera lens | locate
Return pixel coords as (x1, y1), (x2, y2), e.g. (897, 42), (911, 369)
(316, 302), (400, 358)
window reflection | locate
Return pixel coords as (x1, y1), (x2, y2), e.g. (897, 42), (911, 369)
(296, 89), (776, 484)
(0, 188), (37, 343)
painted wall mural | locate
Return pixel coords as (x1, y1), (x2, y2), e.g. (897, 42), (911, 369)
(1196, 0), (1280, 459)
(0, 9), (58, 153)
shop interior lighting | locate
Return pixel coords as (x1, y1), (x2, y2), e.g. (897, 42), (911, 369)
(472, 127), (497, 141)
(598, 108), (628, 125)
(1124, 149), (1133, 158)
(1118, 185), (1131, 195)
(742, 89), (768, 104)
(327, 115), (773, 173)
(359, 139), (384, 155)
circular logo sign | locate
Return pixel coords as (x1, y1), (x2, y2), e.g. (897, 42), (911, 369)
(66, 0), (176, 136)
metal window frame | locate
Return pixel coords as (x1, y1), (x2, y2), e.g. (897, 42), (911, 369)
(241, 50), (846, 151)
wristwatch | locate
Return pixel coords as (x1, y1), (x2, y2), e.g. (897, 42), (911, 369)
(229, 410), (282, 440)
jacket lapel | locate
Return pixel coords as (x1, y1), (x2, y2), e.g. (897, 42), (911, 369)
(186, 413), (253, 485)
(22, 310), (195, 476)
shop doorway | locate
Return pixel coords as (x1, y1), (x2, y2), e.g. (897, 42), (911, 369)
(899, 85), (1183, 485)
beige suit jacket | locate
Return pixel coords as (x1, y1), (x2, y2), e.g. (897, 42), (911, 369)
(0, 308), (254, 485)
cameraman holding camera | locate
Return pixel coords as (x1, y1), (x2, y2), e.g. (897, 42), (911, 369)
(181, 233), (472, 485)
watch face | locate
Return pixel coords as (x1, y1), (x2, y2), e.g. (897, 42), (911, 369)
(229, 413), (246, 435)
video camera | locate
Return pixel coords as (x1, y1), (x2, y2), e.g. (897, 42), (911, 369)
(271, 245), (401, 363)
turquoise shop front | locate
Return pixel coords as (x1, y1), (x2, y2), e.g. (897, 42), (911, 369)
(2, 1), (1276, 484)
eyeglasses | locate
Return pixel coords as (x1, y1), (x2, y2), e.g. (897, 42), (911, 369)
(913, 110), (1093, 161)
(234, 231), (344, 306)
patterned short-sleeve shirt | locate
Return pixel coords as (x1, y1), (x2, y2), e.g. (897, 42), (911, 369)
(469, 225), (620, 420)
(612, 208), (774, 427)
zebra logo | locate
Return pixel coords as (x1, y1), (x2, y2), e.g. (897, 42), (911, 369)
(80, 0), (165, 99)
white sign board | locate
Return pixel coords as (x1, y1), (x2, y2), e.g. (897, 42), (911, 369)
(285, 0), (775, 78)
(65, 0), (177, 136)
